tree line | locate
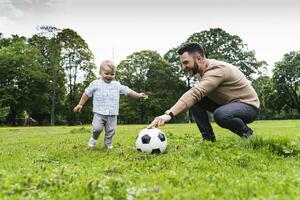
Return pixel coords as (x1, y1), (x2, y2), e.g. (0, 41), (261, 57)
(0, 27), (299, 126)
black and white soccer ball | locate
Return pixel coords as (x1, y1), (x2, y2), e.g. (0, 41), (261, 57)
(136, 128), (167, 154)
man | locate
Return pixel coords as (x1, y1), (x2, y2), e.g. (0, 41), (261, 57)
(148, 42), (260, 142)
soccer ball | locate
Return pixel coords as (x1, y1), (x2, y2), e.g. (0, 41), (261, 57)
(136, 128), (167, 154)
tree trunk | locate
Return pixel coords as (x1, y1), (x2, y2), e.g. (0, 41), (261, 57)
(7, 105), (17, 126)
(50, 89), (56, 126)
(188, 110), (193, 123)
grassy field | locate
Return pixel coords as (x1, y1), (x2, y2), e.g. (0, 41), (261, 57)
(0, 120), (299, 199)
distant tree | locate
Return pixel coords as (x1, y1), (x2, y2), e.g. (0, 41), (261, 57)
(0, 33), (11, 47)
(118, 50), (186, 123)
(272, 51), (300, 117)
(252, 76), (277, 119)
(0, 39), (49, 125)
(0, 34), (27, 48)
(164, 47), (196, 89)
(57, 28), (96, 125)
(29, 26), (66, 125)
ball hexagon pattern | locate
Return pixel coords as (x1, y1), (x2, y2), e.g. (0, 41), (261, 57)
(136, 128), (167, 154)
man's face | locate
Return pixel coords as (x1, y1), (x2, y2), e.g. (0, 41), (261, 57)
(100, 66), (116, 83)
(179, 52), (199, 75)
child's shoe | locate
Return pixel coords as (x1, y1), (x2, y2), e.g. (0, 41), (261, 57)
(88, 137), (97, 148)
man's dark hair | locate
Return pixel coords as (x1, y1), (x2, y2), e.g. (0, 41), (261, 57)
(177, 42), (205, 57)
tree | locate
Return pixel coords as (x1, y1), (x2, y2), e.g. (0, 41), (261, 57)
(252, 76), (277, 119)
(272, 51), (300, 117)
(0, 38), (49, 125)
(29, 26), (66, 125)
(118, 50), (186, 123)
(57, 28), (96, 125)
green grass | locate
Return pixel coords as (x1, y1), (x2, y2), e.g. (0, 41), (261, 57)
(0, 120), (299, 199)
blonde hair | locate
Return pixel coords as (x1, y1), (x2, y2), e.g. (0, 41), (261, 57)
(99, 60), (116, 73)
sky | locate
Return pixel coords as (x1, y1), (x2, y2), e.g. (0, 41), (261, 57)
(1, 0), (300, 74)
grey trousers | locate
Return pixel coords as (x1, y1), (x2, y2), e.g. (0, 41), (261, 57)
(91, 113), (117, 147)
(190, 97), (258, 140)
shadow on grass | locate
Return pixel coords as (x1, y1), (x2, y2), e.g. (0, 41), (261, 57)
(69, 127), (90, 134)
(241, 136), (300, 157)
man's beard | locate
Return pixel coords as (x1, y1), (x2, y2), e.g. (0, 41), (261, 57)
(192, 61), (199, 76)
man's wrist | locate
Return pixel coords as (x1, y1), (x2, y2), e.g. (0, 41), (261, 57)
(164, 110), (174, 119)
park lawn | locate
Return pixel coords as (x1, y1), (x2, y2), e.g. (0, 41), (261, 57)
(0, 120), (299, 199)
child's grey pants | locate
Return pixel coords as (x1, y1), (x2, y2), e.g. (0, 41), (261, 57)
(91, 113), (117, 147)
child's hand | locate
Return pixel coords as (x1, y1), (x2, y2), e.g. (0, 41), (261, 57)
(73, 104), (83, 112)
(139, 93), (148, 100)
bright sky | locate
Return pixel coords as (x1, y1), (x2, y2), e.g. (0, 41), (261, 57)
(1, 0), (300, 74)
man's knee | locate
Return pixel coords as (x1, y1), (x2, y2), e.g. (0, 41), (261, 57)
(213, 109), (231, 126)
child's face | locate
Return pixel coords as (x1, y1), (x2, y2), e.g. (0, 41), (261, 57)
(100, 66), (115, 83)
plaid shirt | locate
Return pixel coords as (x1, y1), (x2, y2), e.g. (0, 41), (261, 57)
(84, 79), (131, 115)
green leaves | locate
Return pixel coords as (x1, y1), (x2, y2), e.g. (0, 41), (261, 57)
(57, 28), (96, 125)
(272, 51), (300, 116)
(0, 39), (49, 125)
(117, 50), (186, 123)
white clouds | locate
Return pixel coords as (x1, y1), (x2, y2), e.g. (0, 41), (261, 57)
(7, 4), (24, 17)
(23, 0), (33, 4)
(0, 16), (15, 33)
(45, 0), (64, 7)
(0, 0), (24, 17)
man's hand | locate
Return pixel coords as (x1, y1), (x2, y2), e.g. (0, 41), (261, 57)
(73, 104), (83, 112)
(148, 114), (171, 128)
(139, 93), (148, 100)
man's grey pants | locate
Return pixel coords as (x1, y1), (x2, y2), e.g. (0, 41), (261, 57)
(91, 113), (117, 147)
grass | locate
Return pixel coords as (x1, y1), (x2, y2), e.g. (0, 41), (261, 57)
(0, 120), (299, 199)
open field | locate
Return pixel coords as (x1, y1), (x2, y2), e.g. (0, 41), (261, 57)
(0, 120), (299, 199)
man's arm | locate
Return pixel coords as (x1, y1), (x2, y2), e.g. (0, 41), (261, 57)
(73, 93), (89, 112)
(148, 99), (188, 128)
(148, 66), (225, 128)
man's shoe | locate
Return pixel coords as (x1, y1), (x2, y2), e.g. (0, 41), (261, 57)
(202, 137), (216, 142)
(202, 132), (216, 142)
(88, 137), (97, 148)
(236, 126), (253, 138)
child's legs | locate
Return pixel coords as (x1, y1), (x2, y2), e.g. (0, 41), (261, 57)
(92, 113), (105, 140)
(104, 116), (117, 147)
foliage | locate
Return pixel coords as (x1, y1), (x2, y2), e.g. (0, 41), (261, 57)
(0, 120), (299, 199)
(57, 28), (96, 125)
(29, 26), (66, 125)
(117, 50), (186, 123)
(0, 107), (10, 123)
(0, 38), (49, 125)
(1, 27), (299, 124)
(1, 29), (96, 126)
(272, 51), (300, 116)
(252, 76), (276, 119)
